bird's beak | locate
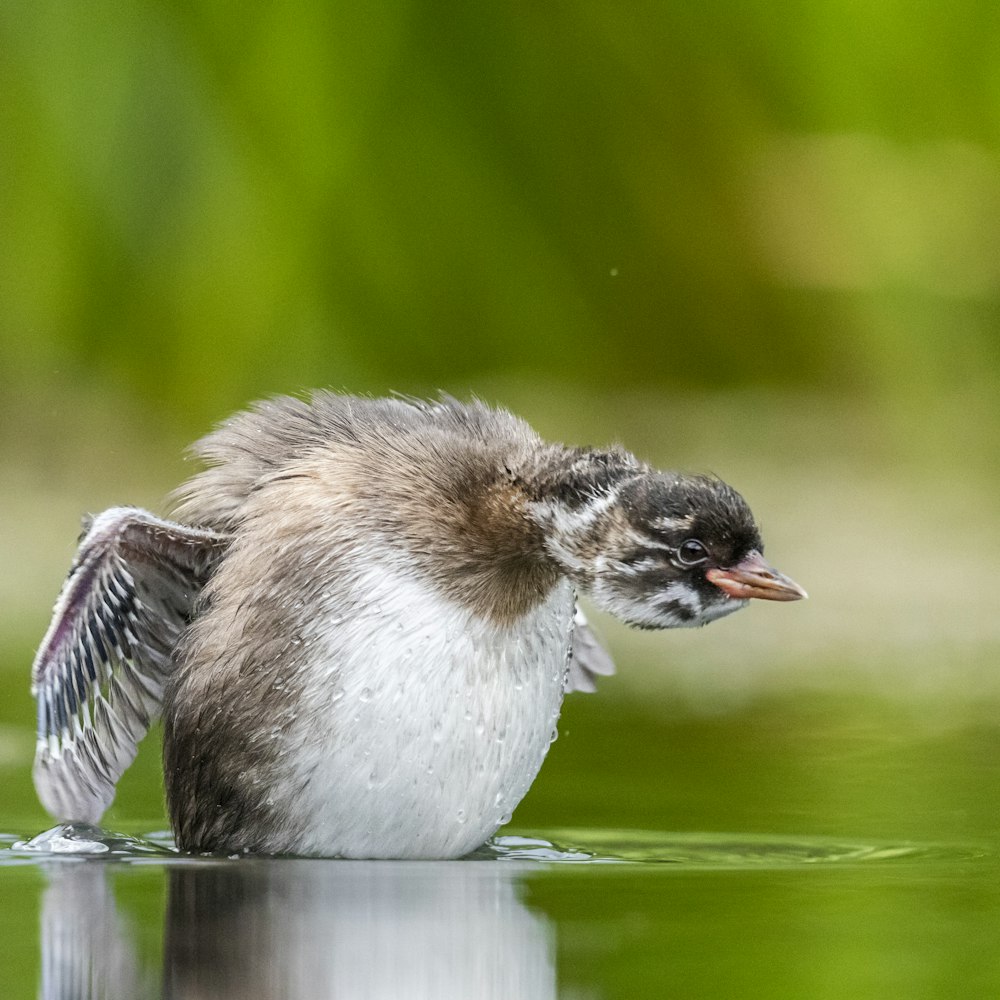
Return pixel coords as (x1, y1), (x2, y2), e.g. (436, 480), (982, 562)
(706, 550), (808, 602)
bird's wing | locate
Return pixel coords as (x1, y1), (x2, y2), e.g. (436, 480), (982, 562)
(31, 507), (230, 823)
(566, 605), (616, 693)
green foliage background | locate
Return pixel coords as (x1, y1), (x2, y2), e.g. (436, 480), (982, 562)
(3, 1), (999, 428)
(2, 0), (999, 824)
(2, 8), (1000, 997)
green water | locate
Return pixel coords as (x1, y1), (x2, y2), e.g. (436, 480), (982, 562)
(2, 687), (999, 998)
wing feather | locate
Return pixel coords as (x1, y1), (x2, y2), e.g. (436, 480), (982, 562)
(31, 507), (229, 823)
(566, 605), (616, 694)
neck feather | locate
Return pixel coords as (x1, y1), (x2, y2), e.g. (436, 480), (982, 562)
(514, 445), (646, 506)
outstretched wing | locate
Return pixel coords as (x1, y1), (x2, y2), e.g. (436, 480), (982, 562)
(566, 605), (616, 693)
(32, 507), (230, 823)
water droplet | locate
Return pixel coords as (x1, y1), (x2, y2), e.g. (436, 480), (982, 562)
(367, 771), (378, 790)
(474, 720), (485, 736)
(359, 687), (373, 703)
(549, 728), (559, 744)
(432, 721), (444, 743)
(494, 791), (505, 806)
(456, 809), (467, 824)
(426, 764), (434, 775)
(499, 812), (512, 825)
(330, 690), (345, 704)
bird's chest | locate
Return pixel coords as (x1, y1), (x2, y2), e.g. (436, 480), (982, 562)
(283, 566), (576, 858)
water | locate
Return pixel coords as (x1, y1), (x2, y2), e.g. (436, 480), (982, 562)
(3, 822), (966, 866)
(2, 690), (1000, 997)
(0, 824), (988, 1000)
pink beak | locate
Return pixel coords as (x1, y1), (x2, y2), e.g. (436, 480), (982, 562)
(706, 550), (807, 602)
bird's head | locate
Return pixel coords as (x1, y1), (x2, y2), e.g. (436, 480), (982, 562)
(530, 465), (806, 629)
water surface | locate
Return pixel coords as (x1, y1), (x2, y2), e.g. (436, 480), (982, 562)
(2, 691), (999, 998)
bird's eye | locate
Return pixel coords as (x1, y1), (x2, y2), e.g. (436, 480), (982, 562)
(677, 539), (709, 565)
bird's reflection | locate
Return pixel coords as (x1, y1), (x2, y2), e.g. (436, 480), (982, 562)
(39, 857), (556, 1000)
(39, 862), (155, 1000)
(165, 859), (555, 999)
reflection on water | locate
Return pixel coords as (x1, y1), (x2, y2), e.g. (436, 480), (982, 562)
(32, 850), (555, 1000)
(40, 864), (155, 1000)
(19, 824), (969, 1000)
(164, 860), (554, 1000)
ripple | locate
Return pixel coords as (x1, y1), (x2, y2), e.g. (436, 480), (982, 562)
(3, 823), (176, 863)
(475, 829), (985, 868)
(0, 824), (986, 868)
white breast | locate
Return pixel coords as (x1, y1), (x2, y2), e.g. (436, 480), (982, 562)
(274, 555), (576, 859)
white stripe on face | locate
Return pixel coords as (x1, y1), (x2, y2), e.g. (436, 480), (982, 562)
(649, 514), (694, 533)
(532, 485), (627, 576)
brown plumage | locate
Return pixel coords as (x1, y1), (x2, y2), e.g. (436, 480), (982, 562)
(31, 392), (805, 857)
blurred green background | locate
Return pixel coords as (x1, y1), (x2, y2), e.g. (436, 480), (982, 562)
(2, 0), (1000, 841)
(3, 4), (1000, 997)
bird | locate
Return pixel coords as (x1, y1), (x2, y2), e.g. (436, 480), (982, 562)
(30, 392), (806, 859)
